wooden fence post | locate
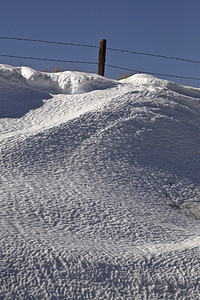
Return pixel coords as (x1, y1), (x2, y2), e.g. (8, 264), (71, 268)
(98, 39), (106, 76)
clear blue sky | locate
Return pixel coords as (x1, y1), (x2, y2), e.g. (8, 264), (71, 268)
(1, 0), (200, 86)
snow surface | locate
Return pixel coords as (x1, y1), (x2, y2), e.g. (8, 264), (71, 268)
(0, 64), (200, 299)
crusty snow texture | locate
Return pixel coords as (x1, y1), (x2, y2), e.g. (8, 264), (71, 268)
(1, 64), (200, 299)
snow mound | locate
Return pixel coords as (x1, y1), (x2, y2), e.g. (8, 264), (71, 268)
(0, 64), (118, 95)
(0, 64), (118, 118)
(120, 73), (167, 87)
(1, 64), (200, 299)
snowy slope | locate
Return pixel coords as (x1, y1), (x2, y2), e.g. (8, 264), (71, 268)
(0, 64), (200, 299)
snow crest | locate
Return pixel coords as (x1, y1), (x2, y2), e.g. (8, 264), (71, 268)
(0, 64), (118, 95)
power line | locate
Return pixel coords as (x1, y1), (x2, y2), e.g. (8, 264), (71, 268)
(0, 54), (98, 65)
(106, 64), (200, 81)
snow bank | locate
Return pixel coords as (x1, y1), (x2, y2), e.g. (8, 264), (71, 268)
(0, 64), (118, 95)
(1, 64), (200, 299)
(0, 64), (118, 118)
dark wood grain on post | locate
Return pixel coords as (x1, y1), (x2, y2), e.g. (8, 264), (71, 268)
(98, 39), (106, 76)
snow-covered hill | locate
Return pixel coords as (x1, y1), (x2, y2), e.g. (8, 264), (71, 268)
(1, 64), (200, 299)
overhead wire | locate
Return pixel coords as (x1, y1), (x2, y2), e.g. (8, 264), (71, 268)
(0, 36), (98, 49)
(1, 36), (200, 64)
(0, 54), (97, 66)
(106, 64), (200, 81)
(107, 47), (200, 64)
(1, 36), (200, 81)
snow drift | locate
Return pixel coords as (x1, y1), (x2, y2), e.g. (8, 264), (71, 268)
(1, 64), (200, 299)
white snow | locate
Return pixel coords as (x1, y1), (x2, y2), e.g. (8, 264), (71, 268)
(0, 64), (200, 299)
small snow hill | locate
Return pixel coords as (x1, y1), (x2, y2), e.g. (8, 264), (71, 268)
(0, 64), (200, 299)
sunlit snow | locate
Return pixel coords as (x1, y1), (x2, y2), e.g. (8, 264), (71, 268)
(0, 64), (200, 299)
